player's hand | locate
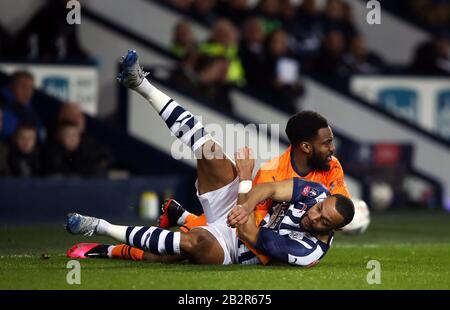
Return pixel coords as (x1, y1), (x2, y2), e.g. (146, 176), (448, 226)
(235, 147), (255, 181)
(227, 205), (249, 228)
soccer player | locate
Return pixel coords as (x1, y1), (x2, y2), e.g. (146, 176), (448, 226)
(66, 149), (354, 266)
(66, 50), (354, 266)
(66, 176), (353, 266)
(159, 112), (351, 232)
(102, 111), (353, 263)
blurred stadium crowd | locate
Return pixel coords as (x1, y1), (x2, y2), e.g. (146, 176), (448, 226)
(0, 70), (113, 178)
(0, 0), (448, 211)
(382, 0), (450, 32)
(0, 1), (110, 179)
(163, 0), (449, 113)
(0, 0), (449, 114)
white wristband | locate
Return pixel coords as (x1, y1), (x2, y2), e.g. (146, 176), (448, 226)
(238, 180), (253, 194)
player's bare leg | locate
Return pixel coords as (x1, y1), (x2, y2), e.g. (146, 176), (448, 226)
(66, 213), (225, 264)
(133, 228), (224, 264)
(117, 50), (237, 195)
(196, 139), (237, 194)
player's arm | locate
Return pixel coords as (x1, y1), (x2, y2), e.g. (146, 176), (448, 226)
(254, 228), (326, 267)
(234, 211), (260, 245)
(243, 179), (294, 213)
(234, 147), (255, 205)
(227, 178), (294, 227)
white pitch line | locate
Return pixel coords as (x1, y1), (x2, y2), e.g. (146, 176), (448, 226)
(0, 254), (67, 259)
(334, 243), (450, 249)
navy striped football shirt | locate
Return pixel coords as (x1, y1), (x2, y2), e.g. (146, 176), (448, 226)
(237, 178), (333, 266)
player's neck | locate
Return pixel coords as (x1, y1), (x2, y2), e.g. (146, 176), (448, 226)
(291, 149), (311, 176)
(317, 233), (330, 243)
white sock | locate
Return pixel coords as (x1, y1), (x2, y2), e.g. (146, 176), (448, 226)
(107, 245), (114, 258)
(135, 78), (170, 113)
(96, 219), (128, 243)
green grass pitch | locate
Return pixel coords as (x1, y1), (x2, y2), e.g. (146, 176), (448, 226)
(1, 211), (449, 290)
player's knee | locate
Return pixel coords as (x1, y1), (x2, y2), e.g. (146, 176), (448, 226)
(182, 229), (210, 254)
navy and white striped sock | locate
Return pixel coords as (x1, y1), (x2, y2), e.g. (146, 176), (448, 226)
(159, 99), (210, 152)
(125, 226), (181, 255)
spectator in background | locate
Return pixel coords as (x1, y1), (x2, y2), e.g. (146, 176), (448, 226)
(42, 121), (84, 176)
(419, 0), (449, 32)
(411, 32), (450, 76)
(57, 103), (86, 133)
(343, 35), (386, 74)
(297, 0), (321, 25)
(170, 20), (197, 59)
(54, 102), (114, 172)
(342, 1), (356, 29)
(170, 48), (200, 83)
(395, 0), (449, 32)
(289, 0), (323, 62)
(12, 0), (90, 61)
(0, 71), (45, 141)
(7, 123), (40, 177)
(217, 0), (251, 27)
(314, 29), (349, 77)
(279, 0), (298, 31)
(171, 54), (233, 111)
(256, 0), (282, 35)
(190, 0), (218, 26)
(198, 19), (246, 86)
(239, 17), (267, 89)
(263, 29), (304, 112)
(320, 0), (357, 40)
(42, 121), (110, 177)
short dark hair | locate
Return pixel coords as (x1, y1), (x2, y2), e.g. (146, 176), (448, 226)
(332, 194), (355, 228)
(9, 71), (34, 85)
(285, 111), (329, 146)
(13, 122), (37, 140)
(15, 122), (37, 133)
(55, 120), (79, 134)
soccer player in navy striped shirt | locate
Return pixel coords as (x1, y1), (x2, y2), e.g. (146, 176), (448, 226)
(65, 50), (353, 266)
(228, 177), (354, 266)
(66, 147), (354, 267)
(66, 173), (353, 266)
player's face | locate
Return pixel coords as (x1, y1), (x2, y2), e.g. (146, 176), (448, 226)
(308, 127), (335, 171)
(301, 197), (344, 234)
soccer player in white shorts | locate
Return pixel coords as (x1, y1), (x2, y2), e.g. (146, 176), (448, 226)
(65, 50), (354, 267)
(65, 50), (256, 265)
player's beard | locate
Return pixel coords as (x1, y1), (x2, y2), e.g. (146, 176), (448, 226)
(300, 215), (313, 232)
(301, 214), (330, 234)
(307, 148), (331, 171)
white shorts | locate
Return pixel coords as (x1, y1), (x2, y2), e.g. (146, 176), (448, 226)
(195, 177), (240, 264)
(196, 224), (238, 265)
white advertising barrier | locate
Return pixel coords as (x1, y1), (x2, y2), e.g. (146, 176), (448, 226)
(0, 63), (99, 116)
(351, 76), (450, 140)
